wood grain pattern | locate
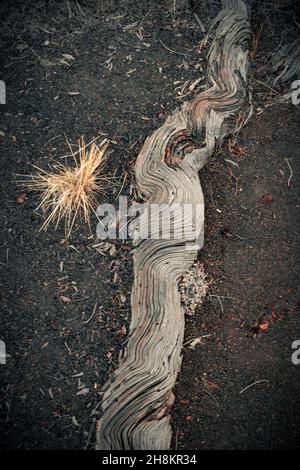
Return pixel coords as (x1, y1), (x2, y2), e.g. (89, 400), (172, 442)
(97, 0), (250, 450)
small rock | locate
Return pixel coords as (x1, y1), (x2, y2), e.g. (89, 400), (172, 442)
(16, 192), (26, 204)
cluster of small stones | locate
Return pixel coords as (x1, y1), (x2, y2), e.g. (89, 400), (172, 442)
(180, 262), (208, 315)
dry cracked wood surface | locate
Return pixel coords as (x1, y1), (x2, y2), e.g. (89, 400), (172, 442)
(97, 0), (251, 450)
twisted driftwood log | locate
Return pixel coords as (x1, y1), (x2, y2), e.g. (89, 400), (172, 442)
(97, 0), (250, 450)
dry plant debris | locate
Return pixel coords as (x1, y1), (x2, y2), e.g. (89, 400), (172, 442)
(20, 137), (109, 238)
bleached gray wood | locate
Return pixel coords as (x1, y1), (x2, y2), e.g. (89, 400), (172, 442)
(97, 0), (250, 450)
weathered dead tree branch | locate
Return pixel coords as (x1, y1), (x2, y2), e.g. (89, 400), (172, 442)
(97, 0), (250, 450)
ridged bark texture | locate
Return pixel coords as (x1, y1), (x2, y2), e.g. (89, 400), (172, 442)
(97, 0), (250, 450)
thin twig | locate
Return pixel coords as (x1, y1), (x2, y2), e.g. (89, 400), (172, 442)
(209, 295), (234, 299)
(209, 294), (224, 314)
(239, 379), (269, 394)
(284, 158), (293, 186)
(116, 171), (128, 199)
(83, 303), (98, 324)
(253, 79), (280, 96)
(203, 388), (220, 407)
(193, 13), (206, 33)
(198, 34), (208, 53)
(159, 39), (186, 56)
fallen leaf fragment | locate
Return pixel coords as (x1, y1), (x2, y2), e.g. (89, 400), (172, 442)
(16, 192), (26, 204)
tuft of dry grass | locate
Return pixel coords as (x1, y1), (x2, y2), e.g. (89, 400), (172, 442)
(21, 137), (110, 238)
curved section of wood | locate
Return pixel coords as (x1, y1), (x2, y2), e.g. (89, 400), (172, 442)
(97, 0), (250, 450)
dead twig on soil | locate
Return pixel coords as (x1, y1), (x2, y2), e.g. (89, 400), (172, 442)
(83, 303), (98, 325)
(284, 158), (293, 186)
(203, 388), (220, 408)
(239, 379), (269, 394)
(193, 12), (206, 33)
(159, 39), (186, 56)
(253, 79), (280, 96)
(175, 427), (179, 450)
(183, 334), (212, 347)
(209, 294), (224, 315)
(116, 171), (128, 199)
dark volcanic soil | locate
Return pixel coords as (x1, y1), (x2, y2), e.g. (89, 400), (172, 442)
(0, 0), (299, 450)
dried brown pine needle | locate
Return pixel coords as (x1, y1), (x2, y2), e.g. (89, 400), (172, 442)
(21, 137), (110, 238)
